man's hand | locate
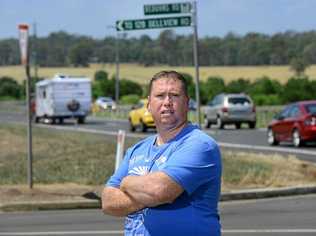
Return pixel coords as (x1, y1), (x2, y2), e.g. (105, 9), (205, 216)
(102, 186), (145, 217)
(120, 172), (184, 207)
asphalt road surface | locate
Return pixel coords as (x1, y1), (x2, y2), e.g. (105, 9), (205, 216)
(1, 194), (316, 236)
(1, 110), (315, 162)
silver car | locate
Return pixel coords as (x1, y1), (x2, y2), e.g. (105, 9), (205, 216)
(204, 93), (256, 129)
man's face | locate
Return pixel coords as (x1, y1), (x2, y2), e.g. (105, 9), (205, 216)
(148, 78), (189, 131)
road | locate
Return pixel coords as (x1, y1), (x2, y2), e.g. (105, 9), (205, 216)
(1, 110), (316, 162)
(1, 194), (316, 235)
(46, 116), (316, 162)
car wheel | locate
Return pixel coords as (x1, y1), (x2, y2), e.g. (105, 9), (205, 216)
(267, 128), (279, 146)
(140, 121), (147, 133)
(235, 123), (241, 129)
(216, 116), (224, 129)
(77, 116), (85, 124)
(292, 129), (303, 147)
(128, 118), (136, 132)
(249, 121), (256, 129)
(204, 117), (211, 129)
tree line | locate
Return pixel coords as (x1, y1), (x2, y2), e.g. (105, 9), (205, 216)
(1, 71), (316, 106)
(1, 30), (316, 67)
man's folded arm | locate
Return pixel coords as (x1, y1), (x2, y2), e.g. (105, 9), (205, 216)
(120, 171), (184, 207)
(102, 186), (145, 217)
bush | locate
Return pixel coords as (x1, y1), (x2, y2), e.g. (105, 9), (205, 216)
(0, 76), (22, 99)
(201, 76), (226, 103)
(120, 94), (140, 105)
(281, 76), (314, 103)
(252, 94), (282, 105)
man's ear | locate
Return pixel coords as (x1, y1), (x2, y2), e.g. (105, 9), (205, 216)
(147, 96), (151, 112)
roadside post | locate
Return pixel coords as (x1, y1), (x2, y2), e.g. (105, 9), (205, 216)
(116, 1), (201, 126)
(18, 24), (33, 189)
(115, 130), (126, 171)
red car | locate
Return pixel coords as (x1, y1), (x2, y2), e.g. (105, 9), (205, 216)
(267, 100), (316, 147)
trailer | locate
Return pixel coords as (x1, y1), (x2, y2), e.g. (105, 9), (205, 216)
(34, 74), (92, 124)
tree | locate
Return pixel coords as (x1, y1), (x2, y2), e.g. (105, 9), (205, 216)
(69, 40), (94, 67)
(290, 57), (309, 76)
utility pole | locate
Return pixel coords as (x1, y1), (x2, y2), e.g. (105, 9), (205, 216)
(115, 31), (120, 104)
(108, 26), (120, 104)
(191, 1), (201, 126)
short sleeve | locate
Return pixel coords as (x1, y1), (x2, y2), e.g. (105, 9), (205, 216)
(105, 147), (132, 188)
(161, 139), (221, 195)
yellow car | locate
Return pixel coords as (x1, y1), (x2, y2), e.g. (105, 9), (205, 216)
(128, 99), (155, 132)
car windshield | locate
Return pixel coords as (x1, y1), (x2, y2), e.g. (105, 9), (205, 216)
(304, 104), (316, 115)
(228, 97), (250, 105)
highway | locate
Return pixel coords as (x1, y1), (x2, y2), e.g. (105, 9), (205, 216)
(1, 194), (316, 235)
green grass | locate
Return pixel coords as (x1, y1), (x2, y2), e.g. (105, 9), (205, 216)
(1, 123), (316, 190)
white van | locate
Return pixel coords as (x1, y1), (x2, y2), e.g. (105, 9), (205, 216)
(34, 74), (92, 124)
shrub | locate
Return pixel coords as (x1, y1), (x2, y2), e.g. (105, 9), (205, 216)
(120, 94), (140, 105)
(0, 76), (22, 99)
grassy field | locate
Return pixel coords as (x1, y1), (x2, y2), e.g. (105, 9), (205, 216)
(1, 123), (316, 191)
(1, 63), (316, 85)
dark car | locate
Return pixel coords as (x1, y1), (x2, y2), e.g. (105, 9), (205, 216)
(267, 100), (316, 147)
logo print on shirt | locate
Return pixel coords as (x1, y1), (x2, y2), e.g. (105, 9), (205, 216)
(155, 155), (167, 168)
(128, 166), (149, 176)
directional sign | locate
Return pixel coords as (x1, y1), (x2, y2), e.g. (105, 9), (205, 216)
(144, 2), (191, 15)
(116, 16), (191, 31)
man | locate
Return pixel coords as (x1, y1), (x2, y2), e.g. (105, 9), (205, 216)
(102, 71), (222, 236)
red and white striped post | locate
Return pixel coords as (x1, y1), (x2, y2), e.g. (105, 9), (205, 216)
(18, 24), (33, 189)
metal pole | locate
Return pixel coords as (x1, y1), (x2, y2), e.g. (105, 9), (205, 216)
(26, 62), (33, 189)
(33, 22), (38, 78)
(192, 1), (201, 126)
(115, 32), (120, 104)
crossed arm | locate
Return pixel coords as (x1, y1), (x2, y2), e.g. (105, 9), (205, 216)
(102, 171), (184, 217)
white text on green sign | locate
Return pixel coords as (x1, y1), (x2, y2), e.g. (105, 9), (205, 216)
(116, 16), (191, 31)
(144, 2), (191, 15)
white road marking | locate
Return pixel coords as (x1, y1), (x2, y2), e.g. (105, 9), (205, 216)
(1, 229), (316, 235)
(219, 142), (316, 156)
(0, 231), (123, 235)
(223, 229), (316, 233)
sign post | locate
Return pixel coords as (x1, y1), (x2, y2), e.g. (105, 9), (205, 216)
(116, 1), (201, 126)
(18, 24), (33, 189)
(191, 1), (201, 126)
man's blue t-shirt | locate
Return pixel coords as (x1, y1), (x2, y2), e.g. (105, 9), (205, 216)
(106, 123), (222, 236)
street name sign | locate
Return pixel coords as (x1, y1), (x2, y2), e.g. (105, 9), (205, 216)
(144, 2), (191, 15)
(116, 16), (191, 31)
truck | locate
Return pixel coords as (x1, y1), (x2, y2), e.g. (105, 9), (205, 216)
(34, 74), (92, 124)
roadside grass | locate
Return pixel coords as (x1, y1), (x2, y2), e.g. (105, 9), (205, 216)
(1, 123), (316, 190)
(2, 63), (316, 85)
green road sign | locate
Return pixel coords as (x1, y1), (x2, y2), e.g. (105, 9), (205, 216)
(144, 2), (191, 15)
(116, 16), (191, 31)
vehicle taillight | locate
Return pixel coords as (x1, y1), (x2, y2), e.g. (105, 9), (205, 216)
(222, 107), (228, 113)
(252, 106), (256, 112)
(304, 117), (316, 126)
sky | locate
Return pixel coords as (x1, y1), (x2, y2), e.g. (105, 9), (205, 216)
(1, 0), (316, 39)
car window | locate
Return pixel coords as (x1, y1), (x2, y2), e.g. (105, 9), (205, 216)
(228, 97), (250, 105)
(288, 105), (300, 118)
(213, 95), (223, 105)
(278, 105), (292, 119)
(304, 104), (316, 115)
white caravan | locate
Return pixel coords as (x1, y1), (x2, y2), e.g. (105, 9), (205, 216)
(34, 74), (92, 124)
